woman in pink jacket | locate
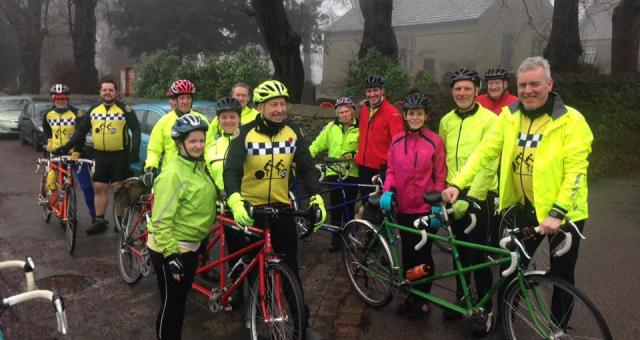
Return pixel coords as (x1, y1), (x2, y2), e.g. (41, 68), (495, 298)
(379, 93), (447, 319)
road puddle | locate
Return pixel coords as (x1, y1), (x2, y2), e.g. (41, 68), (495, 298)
(35, 274), (95, 295)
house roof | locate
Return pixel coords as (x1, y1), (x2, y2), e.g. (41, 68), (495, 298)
(326, 0), (494, 32)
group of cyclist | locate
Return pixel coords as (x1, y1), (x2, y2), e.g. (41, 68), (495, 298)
(40, 54), (593, 339)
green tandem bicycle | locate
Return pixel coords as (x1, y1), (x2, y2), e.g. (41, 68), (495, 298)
(341, 192), (612, 339)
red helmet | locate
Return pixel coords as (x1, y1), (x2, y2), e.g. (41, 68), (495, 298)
(170, 79), (196, 97)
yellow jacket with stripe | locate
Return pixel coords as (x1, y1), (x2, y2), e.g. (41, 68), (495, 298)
(67, 101), (140, 159)
(224, 115), (321, 206)
(439, 104), (498, 200)
(144, 109), (209, 170)
(450, 95), (593, 222)
(42, 106), (83, 150)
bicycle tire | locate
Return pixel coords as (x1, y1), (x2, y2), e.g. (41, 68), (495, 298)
(248, 262), (306, 340)
(39, 171), (52, 223)
(341, 219), (394, 307)
(502, 273), (612, 340)
(118, 206), (145, 284)
(64, 187), (77, 254)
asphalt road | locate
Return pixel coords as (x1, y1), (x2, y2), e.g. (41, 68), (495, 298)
(0, 136), (638, 339)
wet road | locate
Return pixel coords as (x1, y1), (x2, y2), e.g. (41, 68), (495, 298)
(1, 136), (638, 339)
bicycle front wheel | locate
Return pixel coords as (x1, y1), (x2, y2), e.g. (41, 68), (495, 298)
(502, 273), (612, 340)
(39, 171), (52, 223)
(65, 187), (77, 254)
(249, 262), (305, 340)
(118, 206), (145, 284)
(341, 220), (394, 307)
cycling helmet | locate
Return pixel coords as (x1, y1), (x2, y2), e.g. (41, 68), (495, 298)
(402, 94), (429, 112)
(253, 80), (289, 104)
(171, 114), (209, 141)
(364, 75), (385, 89)
(49, 83), (70, 100)
(449, 68), (481, 88)
(216, 97), (242, 115)
(484, 68), (508, 80)
(166, 88), (174, 98)
(335, 97), (356, 110)
(170, 79), (196, 97)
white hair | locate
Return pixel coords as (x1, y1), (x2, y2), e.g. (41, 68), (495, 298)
(518, 57), (552, 81)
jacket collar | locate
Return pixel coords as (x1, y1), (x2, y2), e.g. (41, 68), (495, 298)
(508, 92), (567, 121)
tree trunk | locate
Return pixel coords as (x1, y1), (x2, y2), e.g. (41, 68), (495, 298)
(611, 0), (640, 74)
(543, 0), (582, 73)
(71, 0), (98, 93)
(358, 0), (398, 62)
(251, 0), (304, 103)
(0, 0), (46, 93)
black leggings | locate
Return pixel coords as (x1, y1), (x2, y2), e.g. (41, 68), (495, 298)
(150, 248), (199, 340)
(397, 213), (435, 294)
(451, 196), (495, 310)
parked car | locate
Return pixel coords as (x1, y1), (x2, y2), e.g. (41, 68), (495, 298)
(19, 97), (97, 152)
(130, 100), (217, 173)
(0, 96), (30, 136)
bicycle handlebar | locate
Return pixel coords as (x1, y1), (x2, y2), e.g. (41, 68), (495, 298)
(0, 257), (36, 291)
(1, 290), (68, 335)
(36, 157), (94, 176)
(316, 159), (352, 181)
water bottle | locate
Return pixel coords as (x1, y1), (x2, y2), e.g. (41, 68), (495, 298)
(405, 264), (430, 281)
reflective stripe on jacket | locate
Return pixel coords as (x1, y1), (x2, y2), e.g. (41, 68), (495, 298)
(451, 95), (593, 222)
(383, 128), (447, 214)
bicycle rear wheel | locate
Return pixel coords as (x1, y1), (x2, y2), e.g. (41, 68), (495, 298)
(502, 273), (612, 340)
(118, 206), (146, 284)
(341, 220), (394, 307)
(249, 262), (305, 340)
(64, 188), (77, 254)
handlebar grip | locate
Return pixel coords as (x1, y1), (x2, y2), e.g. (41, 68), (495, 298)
(553, 230), (572, 256)
(315, 164), (325, 182)
(501, 252), (518, 277)
(53, 293), (68, 335)
(463, 213), (477, 234)
(414, 230), (428, 251)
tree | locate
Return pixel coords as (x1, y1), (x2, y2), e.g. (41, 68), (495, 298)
(358, 0), (398, 62)
(611, 0), (640, 74)
(68, 0), (98, 93)
(112, 0), (261, 57)
(0, 0), (49, 93)
(0, 16), (20, 90)
(543, 0), (582, 73)
(251, 0), (305, 103)
(284, 0), (327, 81)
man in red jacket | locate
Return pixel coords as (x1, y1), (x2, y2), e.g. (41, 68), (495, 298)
(354, 75), (404, 197)
(476, 68), (518, 115)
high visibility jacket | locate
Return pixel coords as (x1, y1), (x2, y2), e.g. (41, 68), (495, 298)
(144, 109), (209, 170)
(476, 90), (518, 115)
(383, 128), (447, 214)
(206, 132), (236, 191)
(67, 101), (140, 159)
(147, 155), (216, 257)
(354, 98), (404, 170)
(309, 118), (359, 178)
(451, 95), (593, 222)
(42, 106), (83, 150)
(224, 116), (321, 206)
(439, 104), (498, 200)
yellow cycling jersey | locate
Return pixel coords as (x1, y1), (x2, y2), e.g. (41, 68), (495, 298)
(43, 107), (81, 149)
(87, 102), (130, 151)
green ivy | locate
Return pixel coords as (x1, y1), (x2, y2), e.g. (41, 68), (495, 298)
(341, 49), (411, 102)
(134, 47), (271, 101)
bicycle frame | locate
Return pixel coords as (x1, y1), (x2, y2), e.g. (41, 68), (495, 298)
(122, 199), (152, 258)
(46, 159), (74, 220)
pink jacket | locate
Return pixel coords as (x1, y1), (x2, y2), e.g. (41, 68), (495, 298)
(383, 128), (447, 214)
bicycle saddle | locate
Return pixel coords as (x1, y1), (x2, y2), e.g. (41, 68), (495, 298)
(423, 192), (443, 205)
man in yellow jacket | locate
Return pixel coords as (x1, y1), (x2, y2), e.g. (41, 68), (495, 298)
(442, 56), (593, 329)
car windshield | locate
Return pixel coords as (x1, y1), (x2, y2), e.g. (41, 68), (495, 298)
(0, 99), (28, 112)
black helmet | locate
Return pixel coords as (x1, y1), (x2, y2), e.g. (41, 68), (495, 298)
(364, 75), (385, 89)
(484, 68), (508, 80)
(402, 94), (429, 112)
(449, 68), (481, 88)
(171, 114), (209, 141)
(216, 97), (242, 116)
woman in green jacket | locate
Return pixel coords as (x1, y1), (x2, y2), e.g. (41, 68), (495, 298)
(147, 114), (216, 340)
(309, 97), (360, 251)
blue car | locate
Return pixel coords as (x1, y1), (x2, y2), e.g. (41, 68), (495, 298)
(129, 100), (217, 173)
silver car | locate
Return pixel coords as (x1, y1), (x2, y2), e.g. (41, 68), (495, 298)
(0, 96), (29, 135)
